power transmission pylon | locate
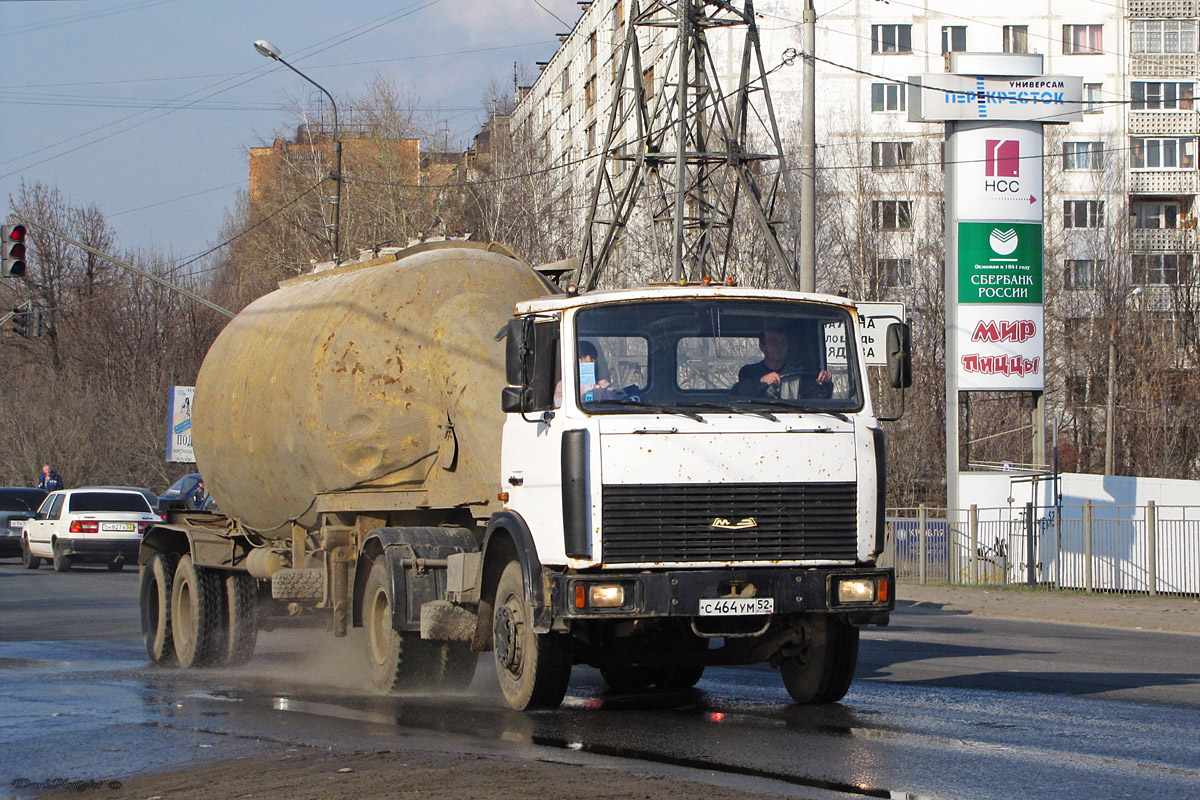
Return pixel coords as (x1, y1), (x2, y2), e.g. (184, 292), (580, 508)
(577, 0), (801, 291)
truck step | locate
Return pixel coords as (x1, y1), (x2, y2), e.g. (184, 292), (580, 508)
(271, 568), (326, 602)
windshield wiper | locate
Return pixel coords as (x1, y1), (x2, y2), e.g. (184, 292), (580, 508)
(596, 398), (704, 421)
(686, 401), (778, 422)
(736, 399), (851, 423)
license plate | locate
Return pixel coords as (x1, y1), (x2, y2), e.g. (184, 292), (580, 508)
(698, 597), (774, 616)
(100, 522), (136, 532)
(9, 519), (24, 529)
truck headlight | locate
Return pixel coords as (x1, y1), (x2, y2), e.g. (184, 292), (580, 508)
(837, 578), (876, 603)
(589, 584), (625, 608)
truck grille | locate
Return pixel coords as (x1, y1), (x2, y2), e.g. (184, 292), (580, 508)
(601, 482), (859, 564)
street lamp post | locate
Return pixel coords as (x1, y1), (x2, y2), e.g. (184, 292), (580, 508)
(1104, 285), (1143, 475)
(254, 39), (342, 264)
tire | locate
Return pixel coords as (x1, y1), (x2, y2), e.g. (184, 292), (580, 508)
(170, 554), (226, 668)
(780, 616), (859, 704)
(655, 664), (705, 690)
(52, 540), (72, 572)
(108, 558), (125, 572)
(224, 572), (259, 666)
(363, 560), (405, 691)
(601, 665), (656, 692)
(140, 551), (180, 665)
(21, 538), (41, 570)
(438, 642), (478, 691)
(492, 561), (572, 710)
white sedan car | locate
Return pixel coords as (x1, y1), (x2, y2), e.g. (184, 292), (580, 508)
(22, 487), (160, 572)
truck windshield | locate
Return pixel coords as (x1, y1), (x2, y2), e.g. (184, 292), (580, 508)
(574, 299), (862, 414)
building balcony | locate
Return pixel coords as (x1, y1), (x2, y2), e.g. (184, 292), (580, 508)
(1131, 227), (1197, 252)
(1129, 53), (1197, 78)
(1129, 171), (1197, 194)
(1129, 1), (1199, 18)
(1129, 112), (1199, 136)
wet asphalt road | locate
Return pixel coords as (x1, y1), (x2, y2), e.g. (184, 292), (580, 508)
(2, 561), (1198, 800)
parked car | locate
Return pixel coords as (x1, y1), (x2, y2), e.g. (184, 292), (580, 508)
(0, 487), (48, 559)
(22, 488), (160, 572)
(158, 473), (203, 509)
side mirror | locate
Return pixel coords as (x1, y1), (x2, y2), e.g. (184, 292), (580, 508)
(886, 322), (912, 389)
(501, 385), (532, 413)
(504, 319), (529, 385)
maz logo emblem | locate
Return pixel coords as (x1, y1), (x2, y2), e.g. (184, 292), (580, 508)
(711, 517), (758, 530)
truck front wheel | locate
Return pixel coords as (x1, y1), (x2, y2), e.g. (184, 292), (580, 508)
(779, 615), (859, 704)
(492, 561), (572, 710)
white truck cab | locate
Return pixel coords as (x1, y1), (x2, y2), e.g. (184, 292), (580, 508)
(493, 284), (908, 706)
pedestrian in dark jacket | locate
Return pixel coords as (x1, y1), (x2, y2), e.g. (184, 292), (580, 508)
(187, 479), (207, 509)
(37, 464), (63, 491)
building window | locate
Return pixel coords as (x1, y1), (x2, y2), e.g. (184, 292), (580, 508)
(1131, 19), (1197, 54)
(1084, 83), (1103, 113)
(878, 258), (913, 287)
(1133, 201), (1180, 229)
(642, 65), (655, 102)
(872, 24), (912, 54)
(1003, 25), (1029, 54)
(614, 0), (624, 32)
(1063, 141), (1104, 171)
(873, 200), (912, 230)
(560, 69), (569, 96)
(1064, 259), (1101, 289)
(586, 123), (597, 155)
(871, 82), (906, 112)
(942, 26), (966, 54)
(588, 31), (597, 61)
(1130, 137), (1196, 170)
(1133, 253), (1191, 285)
(871, 141), (913, 170)
(1064, 200), (1104, 228)
(1063, 24), (1103, 54)
(585, 74), (597, 109)
(1131, 82), (1194, 111)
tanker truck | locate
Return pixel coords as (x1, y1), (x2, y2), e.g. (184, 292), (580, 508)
(139, 240), (908, 710)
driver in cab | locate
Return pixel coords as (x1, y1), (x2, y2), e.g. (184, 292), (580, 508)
(733, 327), (832, 399)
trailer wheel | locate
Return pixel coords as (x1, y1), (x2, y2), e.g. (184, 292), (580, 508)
(171, 554), (226, 668)
(224, 572), (259, 666)
(780, 616), (859, 704)
(364, 561), (404, 691)
(492, 561), (572, 710)
(140, 551), (180, 665)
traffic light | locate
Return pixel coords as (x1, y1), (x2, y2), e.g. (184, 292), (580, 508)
(2, 224), (27, 278)
(12, 306), (29, 338)
(32, 308), (48, 338)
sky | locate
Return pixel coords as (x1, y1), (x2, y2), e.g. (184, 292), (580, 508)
(0, 0), (583, 265)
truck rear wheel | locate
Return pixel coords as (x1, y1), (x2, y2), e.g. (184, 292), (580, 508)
(140, 551), (180, 665)
(780, 616), (859, 704)
(224, 572), (259, 666)
(171, 555), (226, 668)
(492, 561), (572, 710)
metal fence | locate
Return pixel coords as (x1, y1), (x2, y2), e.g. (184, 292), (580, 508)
(882, 502), (1200, 597)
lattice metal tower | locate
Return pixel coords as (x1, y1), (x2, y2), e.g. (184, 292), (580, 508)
(577, 0), (802, 291)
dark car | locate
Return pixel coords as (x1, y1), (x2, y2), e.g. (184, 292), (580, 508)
(0, 487), (49, 558)
(158, 473), (204, 510)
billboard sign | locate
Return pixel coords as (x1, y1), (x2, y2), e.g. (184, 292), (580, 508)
(958, 222), (1043, 304)
(910, 74), (1083, 123)
(167, 385), (196, 463)
(956, 306), (1045, 391)
(954, 125), (1043, 221)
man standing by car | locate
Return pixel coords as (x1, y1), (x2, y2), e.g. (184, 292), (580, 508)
(37, 464), (63, 491)
(187, 478), (206, 509)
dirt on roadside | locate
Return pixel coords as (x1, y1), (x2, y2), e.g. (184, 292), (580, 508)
(36, 749), (790, 800)
(897, 583), (1200, 634)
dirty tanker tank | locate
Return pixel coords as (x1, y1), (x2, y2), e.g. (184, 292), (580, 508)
(192, 242), (555, 534)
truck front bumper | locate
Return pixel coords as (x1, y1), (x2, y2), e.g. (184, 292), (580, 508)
(550, 566), (893, 624)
